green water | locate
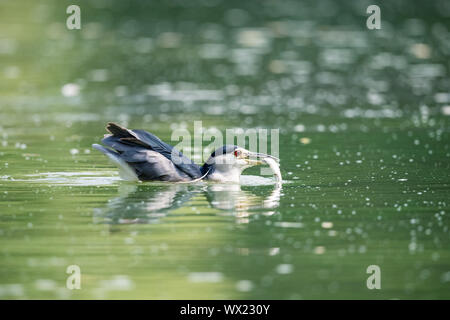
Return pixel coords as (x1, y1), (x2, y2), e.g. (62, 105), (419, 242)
(0, 0), (449, 299)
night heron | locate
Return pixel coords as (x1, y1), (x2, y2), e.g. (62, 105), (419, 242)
(93, 122), (279, 183)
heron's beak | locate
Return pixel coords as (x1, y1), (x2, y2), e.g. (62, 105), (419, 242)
(244, 151), (279, 166)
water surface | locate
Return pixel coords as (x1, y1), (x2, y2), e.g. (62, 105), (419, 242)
(0, 0), (449, 299)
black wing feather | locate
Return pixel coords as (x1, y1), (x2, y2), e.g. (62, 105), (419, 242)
(106, 122), (202, 179)
(129, 151), (189, 181)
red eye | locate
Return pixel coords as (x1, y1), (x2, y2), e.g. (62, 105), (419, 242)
(234, 150), (240, 157)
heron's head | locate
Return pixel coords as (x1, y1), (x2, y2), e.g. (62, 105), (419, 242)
(202, 145), (279, 182)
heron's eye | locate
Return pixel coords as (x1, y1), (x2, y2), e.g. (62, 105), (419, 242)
(234, 150), (241, 157)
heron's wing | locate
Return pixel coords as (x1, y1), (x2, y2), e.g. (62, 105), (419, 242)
(106, 122), (202, 179)
(101, 135), (147, 153)
(94, 140), (189, 182)
(130, 129), (202, 178)
(121, 149), (190, 181)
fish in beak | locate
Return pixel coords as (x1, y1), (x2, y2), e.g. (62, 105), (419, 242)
(241, 150), (280, 166)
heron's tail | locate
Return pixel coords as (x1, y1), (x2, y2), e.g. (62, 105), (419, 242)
(106, 122), (133, 138)
(92, 144), (139, 181)
(105, 122), (149, 148)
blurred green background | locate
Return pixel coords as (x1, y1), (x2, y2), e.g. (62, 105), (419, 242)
(0, 0), (449, 299)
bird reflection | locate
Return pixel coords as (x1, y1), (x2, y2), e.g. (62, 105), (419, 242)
(205, 183), (281, 211)
(204, 183), (281, 224)
(94, 180), (281, 225)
